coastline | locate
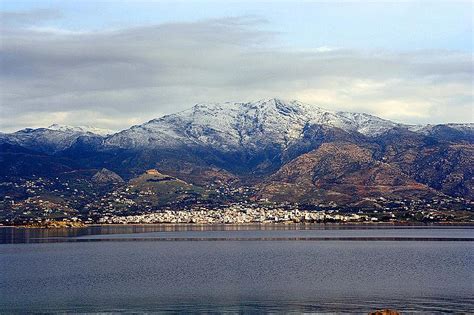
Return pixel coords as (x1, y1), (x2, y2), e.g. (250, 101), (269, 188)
(2, 221), (473, 229)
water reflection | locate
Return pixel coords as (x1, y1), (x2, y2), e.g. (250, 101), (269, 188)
(1, 223), (472, 244)
(1, 238), (473, 312)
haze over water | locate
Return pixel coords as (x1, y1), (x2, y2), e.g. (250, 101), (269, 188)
(1, 225), (473, 313)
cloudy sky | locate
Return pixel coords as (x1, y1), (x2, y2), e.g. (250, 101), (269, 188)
(0, 0), (472, 132)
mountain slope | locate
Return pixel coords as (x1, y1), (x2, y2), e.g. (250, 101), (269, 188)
(100, 99), (405, 177)
(0, 143), (74, 177)
(48, 124), (114, 136)
(258, 142), (436, 204)
(92, 168), (125, 185)
(0, 98), (472, 202)
(128, 169), (207, 207)
(104, 98), (401, 151)
(0, 125), (105, 153)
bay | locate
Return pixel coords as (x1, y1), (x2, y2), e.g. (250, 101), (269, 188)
(0, 225), (473, 313)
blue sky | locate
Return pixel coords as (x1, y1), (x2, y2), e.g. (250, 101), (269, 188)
(0, 1), (472, 131)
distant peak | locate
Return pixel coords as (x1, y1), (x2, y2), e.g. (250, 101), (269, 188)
(256, 98), (293, 106)
(259, 97), (284, 103)
(48, 124), (71, 130)
(254, 98), (326, 111)
(47, 124), (114, 136)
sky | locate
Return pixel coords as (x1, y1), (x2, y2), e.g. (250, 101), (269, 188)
(0, 0), (472, 132)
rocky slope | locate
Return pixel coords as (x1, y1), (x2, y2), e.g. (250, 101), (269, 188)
(127, 169), (207, 207)
(91, 168), (125, 185)
(259, 142), (436, 204)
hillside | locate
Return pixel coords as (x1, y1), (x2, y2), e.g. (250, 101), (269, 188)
(259, 142), (437, 205)
(0, 98), (473, 212)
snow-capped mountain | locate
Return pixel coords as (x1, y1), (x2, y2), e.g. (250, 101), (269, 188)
(104, 98), (402, 150)
(2, 99), (472, 154)
(48, 124), (114, 136)
(0, 124), (107, 153)
(1, 98), (472, 200)
(408, 123), (474, 134)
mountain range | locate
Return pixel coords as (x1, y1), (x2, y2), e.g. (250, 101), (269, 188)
(1, 98), (473, 205)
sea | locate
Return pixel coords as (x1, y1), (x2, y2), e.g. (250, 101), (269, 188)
(0, 224), (473, 313)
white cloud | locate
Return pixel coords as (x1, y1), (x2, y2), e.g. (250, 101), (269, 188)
(0, 14), (472, 132)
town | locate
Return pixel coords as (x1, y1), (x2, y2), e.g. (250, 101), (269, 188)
(97, 204), (473, 225)
(1, 175), (473, 226)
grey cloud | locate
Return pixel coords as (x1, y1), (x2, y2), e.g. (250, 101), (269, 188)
(0, 16), (472, 132)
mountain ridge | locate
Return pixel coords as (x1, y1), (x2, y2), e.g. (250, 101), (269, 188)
(1, 98), (472, 205)
(2, 98), (472, 143)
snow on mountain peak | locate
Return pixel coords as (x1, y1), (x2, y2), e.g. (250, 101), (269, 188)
(3, 99), (471, 153)
(104, 99), (401, 150)
(47, 124), (113, 136)
(0, 124), (108, 153)
(408, 123), (474, 134)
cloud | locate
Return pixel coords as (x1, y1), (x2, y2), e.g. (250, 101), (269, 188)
(0, 14), (472, 132)
(0, 9), (62, 27)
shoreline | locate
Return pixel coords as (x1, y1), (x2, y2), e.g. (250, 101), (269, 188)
(2, 221), (474, 229)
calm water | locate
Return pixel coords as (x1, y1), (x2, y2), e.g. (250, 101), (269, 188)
(0, 225), (473, 313)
